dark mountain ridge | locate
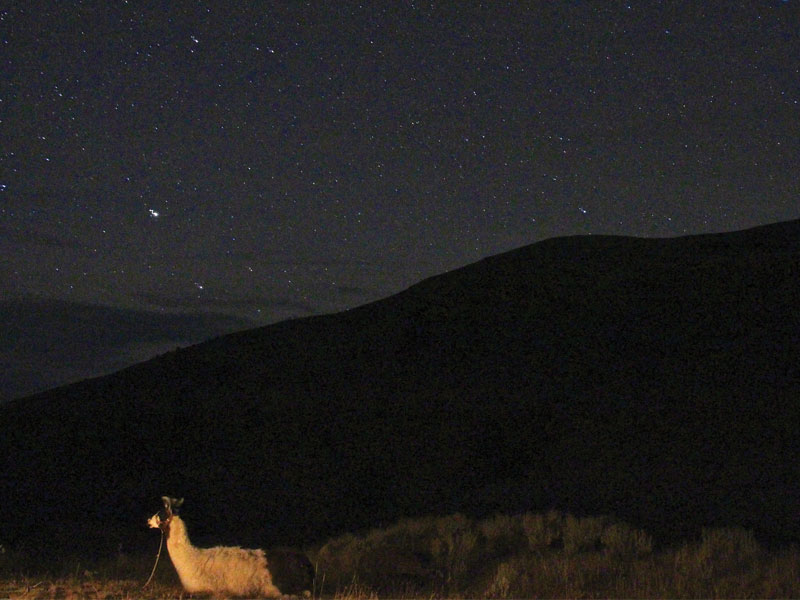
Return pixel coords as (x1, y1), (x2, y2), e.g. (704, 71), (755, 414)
(3, 219), (800, 560)
(0, 298), (255, 400)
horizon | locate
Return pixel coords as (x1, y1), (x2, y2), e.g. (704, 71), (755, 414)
(4, 216), (799, 401)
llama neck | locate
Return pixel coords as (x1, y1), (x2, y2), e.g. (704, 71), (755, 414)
(165, 515), (200, 568)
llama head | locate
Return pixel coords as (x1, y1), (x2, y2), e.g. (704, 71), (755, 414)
(148, 496), (184, 531)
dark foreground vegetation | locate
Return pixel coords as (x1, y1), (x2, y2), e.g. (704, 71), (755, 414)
(2, 511), (799, 599)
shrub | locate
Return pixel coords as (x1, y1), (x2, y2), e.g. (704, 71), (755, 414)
(601, 521), (653, 559)
(477, 513), (526, 558)
(484, 559), (515, 598)
(430, 514), (479, 592)
(563, 515), (606, 555)
(314, 532), (367, 589)
(697, 527), (761, 575)
(521, 510), (564, 550)
(310, 514), (788, 598)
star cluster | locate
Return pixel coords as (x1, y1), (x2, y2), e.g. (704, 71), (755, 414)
(2, 2), (799, 322)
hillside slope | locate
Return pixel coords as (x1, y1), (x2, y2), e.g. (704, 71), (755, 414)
(0, 298), (254, 400)
(2, 220), (800, 559)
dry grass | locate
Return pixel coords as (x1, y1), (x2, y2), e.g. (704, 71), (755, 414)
(309, 513), (800, 598)
(0, 576), (182, 599)
(3, 513), (800, 598)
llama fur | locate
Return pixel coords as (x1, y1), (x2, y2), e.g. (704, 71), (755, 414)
(148, 497), (285, 598)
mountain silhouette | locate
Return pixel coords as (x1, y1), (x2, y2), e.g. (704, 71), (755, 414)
(3, 219), (800, 561)
(0, 298), (255, 400)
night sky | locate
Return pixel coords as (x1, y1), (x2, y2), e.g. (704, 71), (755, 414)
(3, 2), (800, 325)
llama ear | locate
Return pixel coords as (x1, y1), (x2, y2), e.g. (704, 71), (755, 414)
(161, 496), (171, 509)
(173, 497), (184, 510)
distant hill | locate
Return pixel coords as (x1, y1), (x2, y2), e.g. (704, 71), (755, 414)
(2, 220), (800, 560)
(0, 299), (255, 400)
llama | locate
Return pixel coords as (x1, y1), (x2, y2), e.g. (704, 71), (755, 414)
(148, 496), (312, 598)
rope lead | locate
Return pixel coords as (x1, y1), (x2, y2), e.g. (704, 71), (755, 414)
(143, 529), (165, 589)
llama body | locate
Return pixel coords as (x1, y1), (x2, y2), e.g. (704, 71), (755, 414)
(148, 496), (310, 598)
(163, 513), (281, 597)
